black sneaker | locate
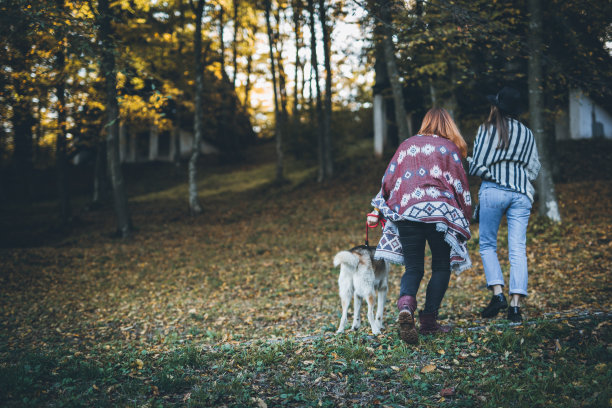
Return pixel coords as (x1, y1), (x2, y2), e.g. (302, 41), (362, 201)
(480, 293), (508, 318)
(507, 306), (523, 323)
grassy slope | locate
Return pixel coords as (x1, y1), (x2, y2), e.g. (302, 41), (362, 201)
(0, 139), (611, 407)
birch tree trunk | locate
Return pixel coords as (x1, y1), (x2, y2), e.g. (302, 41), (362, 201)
(528, 0), (561, 222)
(378, 0), (410, 141)
(318, 0), (333, 179)
(98, 0), (132, 237)
(265, 0), (284, 183)
(307, 0), (324, 182)
(188, 0), (205, 215)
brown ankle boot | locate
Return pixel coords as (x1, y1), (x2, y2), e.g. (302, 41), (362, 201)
(397, 296), (418, 344)
(419, 312), (451, 335)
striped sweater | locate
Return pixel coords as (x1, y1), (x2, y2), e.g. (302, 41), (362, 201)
(468, 118), (541, 202)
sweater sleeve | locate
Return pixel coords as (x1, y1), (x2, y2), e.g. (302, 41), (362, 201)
(468, 125), (492, 179)
(525, 131), (541, 180)
(371, 144), (402, 214)
(452, 156), (473, 224)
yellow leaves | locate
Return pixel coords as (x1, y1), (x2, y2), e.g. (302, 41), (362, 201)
(594, 363), (606, 372)
(132, 77), (145, 90)
(421, 364), (436, 373)
(132, 358), (144, 370)
(116, 71), (127, 89)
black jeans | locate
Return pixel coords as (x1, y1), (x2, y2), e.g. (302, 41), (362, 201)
(396, 220), (451, 314)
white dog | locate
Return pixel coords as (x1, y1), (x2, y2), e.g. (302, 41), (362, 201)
(333, 245), (389, 335)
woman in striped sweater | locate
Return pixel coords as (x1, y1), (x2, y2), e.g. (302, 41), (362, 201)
(468, 86), (541, 323)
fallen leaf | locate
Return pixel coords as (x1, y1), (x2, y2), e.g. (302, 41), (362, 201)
(421, 364), (436, 373)
(440, 387), (455, 397)
(251, 397), (267, 408)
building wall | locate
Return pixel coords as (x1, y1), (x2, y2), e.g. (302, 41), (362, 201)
(119, 124), (219, 163)
(568, 89), (612, 139)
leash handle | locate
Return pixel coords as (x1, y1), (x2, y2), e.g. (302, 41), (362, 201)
(365, 213), (386, 247)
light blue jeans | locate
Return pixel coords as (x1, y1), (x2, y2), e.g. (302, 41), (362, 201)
(478, 181), (532, 296)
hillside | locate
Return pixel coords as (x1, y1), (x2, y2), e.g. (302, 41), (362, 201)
(1, 138), (611, 407)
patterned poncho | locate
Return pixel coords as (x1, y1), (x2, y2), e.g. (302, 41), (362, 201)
(371, 134), (473, 273)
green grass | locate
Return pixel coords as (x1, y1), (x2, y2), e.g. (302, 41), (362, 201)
(4, 318), (608, 407)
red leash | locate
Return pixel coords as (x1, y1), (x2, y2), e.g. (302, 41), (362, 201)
(365, 213), (386, 247)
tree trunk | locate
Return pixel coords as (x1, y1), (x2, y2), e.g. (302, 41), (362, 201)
(173, 103), (182, 168)
(273, 5), (289, 134)
(318, 0), (333, 179)
(98, 0), (132, 237)
(11, 35), (34, 202)
(292, 0), (302, 118)
(243, 23), (257, 108)
(244, 50), (253, 108)
(265, 0), (284, 183)
(528, 0), (561, 222)
(55, 0), (71, 226)
(378, 0), (410, 141)
(232, 0), (239, 88)
(307, 0), (324, 182)
(189, 0), (205, 215)
(174, 1), (186, 170)
(218, 6), (226, 76)
(92, 141), (108, 206)
(12, 101), (34, 202)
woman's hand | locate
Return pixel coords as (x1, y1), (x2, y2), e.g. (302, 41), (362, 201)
(367, 215), (379, 227)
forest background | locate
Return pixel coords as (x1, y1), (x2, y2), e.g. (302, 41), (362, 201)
(1, 0), (611, 406)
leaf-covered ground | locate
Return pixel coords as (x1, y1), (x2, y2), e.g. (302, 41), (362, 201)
(1, 139), (611, 407)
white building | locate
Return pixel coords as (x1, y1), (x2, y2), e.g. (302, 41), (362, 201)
(555, 89), (612, 141)
(118, 124), (218, 163)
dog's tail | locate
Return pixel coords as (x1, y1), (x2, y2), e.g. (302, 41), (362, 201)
(333, 250), (360, 269)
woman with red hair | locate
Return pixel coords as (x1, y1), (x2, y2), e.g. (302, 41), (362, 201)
(369, 107), (473, 344)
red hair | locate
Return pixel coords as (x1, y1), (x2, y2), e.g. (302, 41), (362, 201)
(417, 107), (468, 158)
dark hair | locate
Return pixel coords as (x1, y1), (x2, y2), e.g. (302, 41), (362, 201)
(485, 106), (510, 150)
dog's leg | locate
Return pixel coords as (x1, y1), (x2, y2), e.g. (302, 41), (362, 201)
(376, 286), (388, 331)
(337, 295), (350, 334)
(337, 274), (353, 334)
(365, 292), (381, 335)
(351, 293), (362, 330)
